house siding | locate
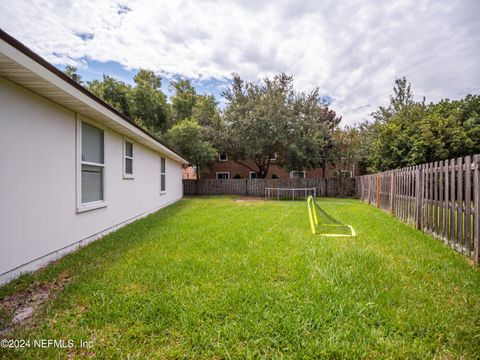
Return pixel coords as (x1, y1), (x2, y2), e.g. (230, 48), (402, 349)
(0, 77), (183, 283)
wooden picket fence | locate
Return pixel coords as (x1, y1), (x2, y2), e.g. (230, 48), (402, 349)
(183, 177), (355, 198)
(356, 154), (480, 263)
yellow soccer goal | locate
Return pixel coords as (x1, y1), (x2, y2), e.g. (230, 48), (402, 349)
(307, 195), (356, 237)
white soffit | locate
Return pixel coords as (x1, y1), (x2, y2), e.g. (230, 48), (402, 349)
(0, 35), (189, 165)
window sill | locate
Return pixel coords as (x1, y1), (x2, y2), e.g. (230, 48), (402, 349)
(160, 191), (167, 195)
(76, 201), (107, 213)
(123, 174), (134, 180)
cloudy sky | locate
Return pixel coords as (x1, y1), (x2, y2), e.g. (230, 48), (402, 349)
(1, 0), (479, 125)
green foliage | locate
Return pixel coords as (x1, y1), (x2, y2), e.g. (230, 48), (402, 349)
(2, 198), (480, 358)
(87, 75), (132, 117)
(166, 118), (218, 178)
(167, 79), (224, 174)
(85, 69), (171, 134)
(170, 79), (198, 123)
(332, 125), (371, 175)
(222, 73), (340, 178)
(359, 77), (480, 173)
(130, 69), (170, 133)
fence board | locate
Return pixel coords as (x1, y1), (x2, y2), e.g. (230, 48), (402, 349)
(450, 158), (456, 247)
(465, 156), (471, 255)
(474, 155), (480, 263)
(356, 153), (480, 263)
(439, 161), (444, 239)
(183, 177), (355, 198)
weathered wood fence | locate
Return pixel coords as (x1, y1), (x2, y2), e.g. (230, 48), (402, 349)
(183, 178), (355, 198)
(356, 154), (480, 263)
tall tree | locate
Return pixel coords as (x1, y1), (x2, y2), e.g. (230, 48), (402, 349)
(222, 73), (340, 178)
(166, 119), (218, 179)
(130, 69), (170, 133)
(87, 75), (132, 117)
(170, 79), (197, 123)
(363, 77), (480, 173)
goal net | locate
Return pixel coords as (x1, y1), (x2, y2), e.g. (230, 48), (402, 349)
(307, 195), (356, 237)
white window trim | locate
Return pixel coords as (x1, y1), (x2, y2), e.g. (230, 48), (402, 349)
(123, 138), (134, 179)
(216, 172), (230, 179)
(76, 116), (107, 213)
(160, 156), (166, 195)
(290, 170), (306, 179)
(270, 153), (277, 161)
(249, 171), (257, 179)
(218, 153), (228, 162)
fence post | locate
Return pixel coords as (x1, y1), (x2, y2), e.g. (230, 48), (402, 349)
(415, 165), (423, 229)
(474, 154), (480, 264)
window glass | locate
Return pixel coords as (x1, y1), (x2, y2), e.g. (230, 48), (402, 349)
(161, 174), (166, 192)
(125, 141), (133, 157)
(217, 173), (229, 179)
(82, 122), (104, 164)
(161, 157), (166, 173)
(81, 164), (103, 203)
(125, 158), (133, 174)
(160, 157), (166, 192)
(291, 171), (305, 179)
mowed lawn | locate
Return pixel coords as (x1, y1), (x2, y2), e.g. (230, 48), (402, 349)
(1, 197), (480, 358)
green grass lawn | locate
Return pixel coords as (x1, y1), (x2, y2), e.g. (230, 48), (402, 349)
(1, 197), (480, 358)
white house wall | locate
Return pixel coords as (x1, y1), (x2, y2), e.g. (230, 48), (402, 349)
(0, 77), (183, 282)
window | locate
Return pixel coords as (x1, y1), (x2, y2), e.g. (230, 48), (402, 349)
(249, 171), (257, 179)
(219, 152), (228, 161)
(160, 156), (166, 193)
(216, 172), (229, 179)
(338, 170), (353, 178)
(77, 120), (106, 212)
(123, 139), (134, 178)
(290, 171), (305, 179)
(270, 153), (277, 161)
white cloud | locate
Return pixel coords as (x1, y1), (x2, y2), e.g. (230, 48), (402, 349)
(1, 0), (479, 125)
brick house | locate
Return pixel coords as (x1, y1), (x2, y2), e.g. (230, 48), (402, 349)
(202, 153), (354, 179)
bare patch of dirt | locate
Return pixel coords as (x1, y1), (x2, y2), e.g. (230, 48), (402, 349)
(234, 197), (266, 204)
(0, 272), (71, 335)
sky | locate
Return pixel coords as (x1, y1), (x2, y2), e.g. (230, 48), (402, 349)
(1, 0), (479, 125)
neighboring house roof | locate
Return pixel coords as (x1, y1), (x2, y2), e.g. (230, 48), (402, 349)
(0, 28), (190, 165)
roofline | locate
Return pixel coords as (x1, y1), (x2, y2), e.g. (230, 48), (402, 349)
(0, 28), (191, 165)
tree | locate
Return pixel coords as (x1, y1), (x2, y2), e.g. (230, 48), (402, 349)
(87, 75), (132, 117)
(166, 119), (218, 178)
(170, 79), (197, 123)
(361, 77), (480, 173)
(222, 73), (340, 178)
(192, 94), (219, 127)
(130, 69), (171, 133)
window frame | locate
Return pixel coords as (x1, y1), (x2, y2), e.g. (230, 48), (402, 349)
(290, 170), (306, 179)
(123, 138), (134, 179)
(218, 152), (228, 162)
(249, 171), (258, 179)
(269, 153), (277, 161)
(216, 172), (230, 179)
(76, 117), (107, 213)
(160, 156), (166, 194)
